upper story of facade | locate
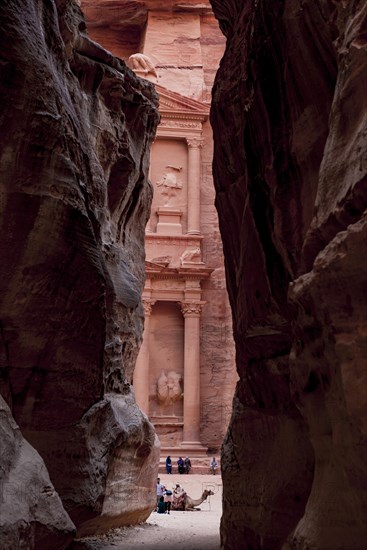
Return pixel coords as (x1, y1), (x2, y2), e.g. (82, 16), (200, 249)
(82, 0), (224, 102)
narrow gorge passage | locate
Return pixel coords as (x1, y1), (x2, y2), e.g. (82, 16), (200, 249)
(74, 475), (222, 550)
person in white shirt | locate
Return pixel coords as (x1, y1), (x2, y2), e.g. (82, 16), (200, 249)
(156, 477), (164, 507)
(210, 457), (218, 475)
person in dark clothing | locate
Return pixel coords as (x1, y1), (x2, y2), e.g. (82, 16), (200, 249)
(163, 488), (173, 514)
(166, 455), (172, 474)
(157, 496), (166, 514)
(177, 456), (185, 474)
(184, 456), (191, 474)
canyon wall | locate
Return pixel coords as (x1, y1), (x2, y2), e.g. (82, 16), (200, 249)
(210, 0), (367, 548)
(0, 0), (159, 547)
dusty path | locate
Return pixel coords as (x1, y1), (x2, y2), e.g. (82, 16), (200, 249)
(75, 474), (222, 550)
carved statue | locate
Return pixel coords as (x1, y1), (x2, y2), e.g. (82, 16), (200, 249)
(128, 53), (158, 78)
(180, 247), (201, 265)
(156, 165), (183, 205)
(157, 371), (183, 406)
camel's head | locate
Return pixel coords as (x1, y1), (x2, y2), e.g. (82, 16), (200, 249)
(203, 489), (215, 498)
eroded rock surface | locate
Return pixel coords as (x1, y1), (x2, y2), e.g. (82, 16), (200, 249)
(0, 396), (75, 550)
(210, 0), (367, 548)
(0, 0), (159, 546)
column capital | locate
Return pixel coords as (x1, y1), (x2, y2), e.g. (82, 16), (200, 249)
(180, 301), (204, 317)
(142, 299), (155, 316)
(186, 137), (204, 149)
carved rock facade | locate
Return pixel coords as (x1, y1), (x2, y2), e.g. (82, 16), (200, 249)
(84, 0), (237, 459)
(0, 0), (159, 546)
(210, 0), (367, 548)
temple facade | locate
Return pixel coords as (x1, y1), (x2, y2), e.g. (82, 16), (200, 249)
(84, 0), (237, 458)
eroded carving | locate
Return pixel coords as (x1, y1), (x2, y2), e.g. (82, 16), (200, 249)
(186, 137), (204, 149)
(180, 247), (201, 265)
(128, 53), (158, 78)
(181, 302), (203, 316)
(156, 165), (183, 204)
(142, 299), (155, 316)
(157, 370), (183, 405)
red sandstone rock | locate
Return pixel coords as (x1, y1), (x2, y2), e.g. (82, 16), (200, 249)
(0, 0), (159, 545)
(210, 0), (367, 548)
(0, 396), (75, 549)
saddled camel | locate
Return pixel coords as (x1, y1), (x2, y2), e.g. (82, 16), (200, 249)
(172, 489), (214, 511)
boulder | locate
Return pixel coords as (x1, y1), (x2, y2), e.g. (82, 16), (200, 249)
(0, 396), (75, 550)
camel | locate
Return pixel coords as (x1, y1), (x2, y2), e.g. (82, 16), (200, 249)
(172, 489), (214, 511)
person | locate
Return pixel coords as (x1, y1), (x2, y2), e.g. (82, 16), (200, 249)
(157, 495), (166, 514)
(163, 487), (173, 514)
(210, 457), (218, 475)
(184, 456), (191, 474)
(173, 482), (184, 495)
(177, 456), (185, 474)
(156, 477), (164, 507)
(166, 455), (172, 474)
(172, 482), (186, 510)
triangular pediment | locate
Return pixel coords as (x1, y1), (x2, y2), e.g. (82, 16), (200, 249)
(155, 84), (209, 118)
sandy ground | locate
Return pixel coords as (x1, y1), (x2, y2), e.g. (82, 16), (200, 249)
(75, 474), (222, 550)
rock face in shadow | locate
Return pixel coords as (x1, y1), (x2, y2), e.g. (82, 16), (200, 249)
(0, 396), (75, 549)
(210, 0), (367, 548)
(0, 0), (159, 546)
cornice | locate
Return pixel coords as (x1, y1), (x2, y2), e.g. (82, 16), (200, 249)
(145, 263), (213, 281)
(145, 234), (204, 244)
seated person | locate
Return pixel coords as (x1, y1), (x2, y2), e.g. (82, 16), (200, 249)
(210, 457), (218, 475)
(177, 456), (185, 474)
(173, 483), (183, 495)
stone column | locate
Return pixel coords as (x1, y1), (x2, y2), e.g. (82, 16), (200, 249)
(181, 301), (203, 445)
(186, 138), (204, 235)
(133, 299), (154, 415)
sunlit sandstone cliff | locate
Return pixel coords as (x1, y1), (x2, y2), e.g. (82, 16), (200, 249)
(210, 0), (367, 549)
(0, 0), (159, 546)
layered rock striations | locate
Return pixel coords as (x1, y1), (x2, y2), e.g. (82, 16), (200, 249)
(210, 0), (367, 548)
(0, 0), (159, 547)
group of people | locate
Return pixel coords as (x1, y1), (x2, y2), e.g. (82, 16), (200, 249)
(156, 478), (185, 514)
(156, 457), (219, 515)
(165, 455), (191, 474)
(165, 455), (218, 475)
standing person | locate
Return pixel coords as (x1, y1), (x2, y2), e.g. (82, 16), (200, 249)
(163, 487), (173, 514)
(184, 456), (191, 474)
(210, 457), (218, 475)
(156, 477), (164, 507)
(165, 455), (172, 474)
(177, 456), (185, 474)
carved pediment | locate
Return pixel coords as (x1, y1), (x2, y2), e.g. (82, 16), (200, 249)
(155, 84), (209, 119)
